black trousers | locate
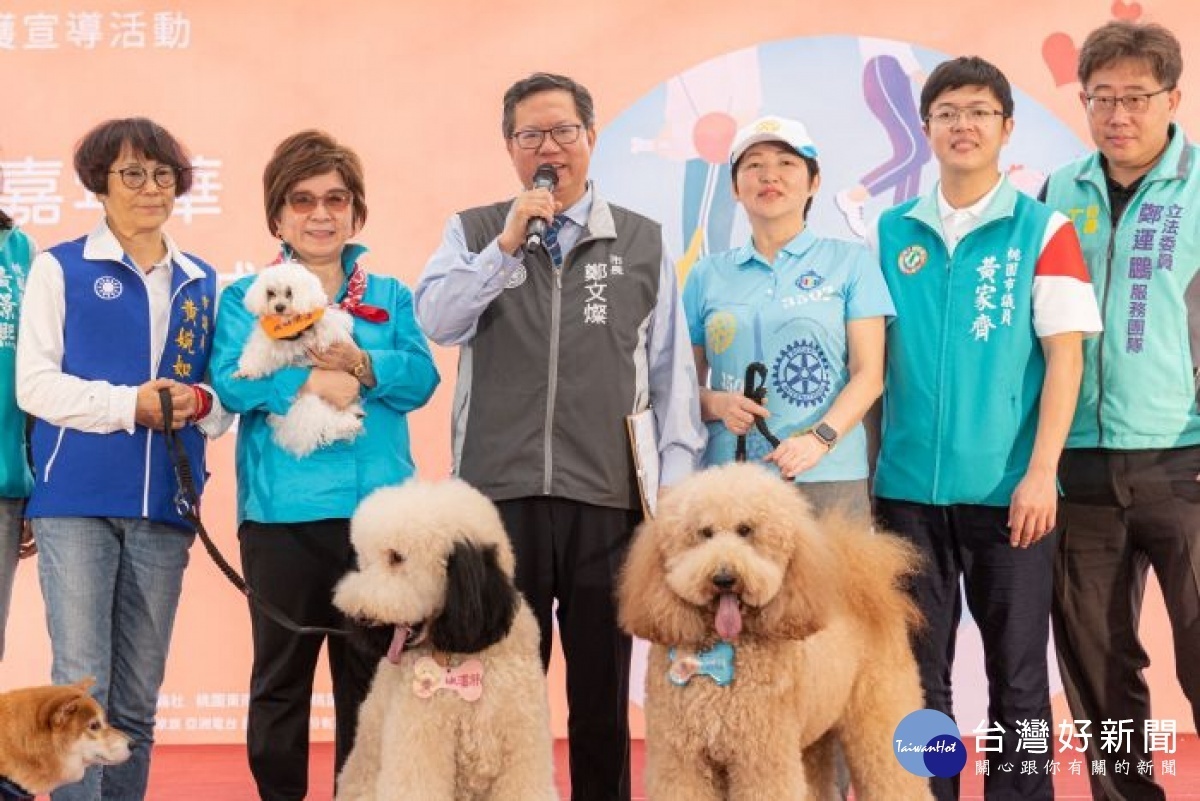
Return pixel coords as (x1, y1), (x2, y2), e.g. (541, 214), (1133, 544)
(876, 499), (1056, 801)
(1053, 448), (1200, 801)
(239, 519), (381, 801)
(497, 497), (640, 801)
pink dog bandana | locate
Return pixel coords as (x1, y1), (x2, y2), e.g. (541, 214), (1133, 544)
(412, 655), (485, 702)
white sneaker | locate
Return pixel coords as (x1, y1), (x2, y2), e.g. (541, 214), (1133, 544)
(836, 190), (867, 239)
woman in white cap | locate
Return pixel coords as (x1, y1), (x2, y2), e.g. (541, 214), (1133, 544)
(682, 115), (893, 523)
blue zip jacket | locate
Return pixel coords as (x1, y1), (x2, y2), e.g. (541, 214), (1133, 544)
(210, 245), (439, 524)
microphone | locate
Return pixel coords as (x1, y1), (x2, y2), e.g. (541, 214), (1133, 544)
(524, 164), (559, 254)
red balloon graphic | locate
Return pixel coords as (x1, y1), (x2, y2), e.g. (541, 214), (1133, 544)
(693, 112), (738, 164)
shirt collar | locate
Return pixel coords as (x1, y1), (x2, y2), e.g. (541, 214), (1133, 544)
(558, 184), (593, 229)
(734, 227), (816, 268)
(936, 174), (1004, 224)
(82, 220), (205, 281)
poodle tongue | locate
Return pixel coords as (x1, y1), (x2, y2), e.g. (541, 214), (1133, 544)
(387, 625), (412, 664)
(715, 593), (742, 641)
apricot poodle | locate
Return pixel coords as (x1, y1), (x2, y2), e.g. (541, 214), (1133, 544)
(619, 463), (932, 800)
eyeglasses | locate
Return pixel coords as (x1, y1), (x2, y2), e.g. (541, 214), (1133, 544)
(109, 165), (182, 190)
(1084, 87), (1172, 116)
(926, 107), (1007, 127)
(509, 124), (585, 150)
(286, 189), (353, 214)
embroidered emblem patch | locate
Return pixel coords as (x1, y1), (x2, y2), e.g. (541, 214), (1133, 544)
(898, 245), (928, 275)
(772, 339), (832, 408)
(705, 311), (737, 355)
(795, 270), (823, 291)
(94, 275), (123, 300)
(504, 264), (527, 290)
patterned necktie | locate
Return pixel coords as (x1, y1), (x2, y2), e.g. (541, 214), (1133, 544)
(544, 215), (568, 268)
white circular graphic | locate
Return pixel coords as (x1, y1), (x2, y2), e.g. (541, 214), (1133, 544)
(94, 275), (123, 300)
(505, 264), (527, 290)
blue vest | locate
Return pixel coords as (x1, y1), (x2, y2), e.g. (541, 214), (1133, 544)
(26, 236), (217, 530)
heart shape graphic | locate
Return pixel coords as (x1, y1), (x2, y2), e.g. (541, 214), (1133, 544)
(1043, 32), (1079, 87)
(1112, 0), (1143, 21)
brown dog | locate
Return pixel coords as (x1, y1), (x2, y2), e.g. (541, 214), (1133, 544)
(0, 678), (131, 798)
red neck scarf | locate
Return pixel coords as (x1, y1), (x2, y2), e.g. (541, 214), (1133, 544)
(271, 250), (390, 323)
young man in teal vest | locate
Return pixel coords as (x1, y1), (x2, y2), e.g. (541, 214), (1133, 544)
(1042, 21), (1200, 801)
(873, 56), (1102, 800)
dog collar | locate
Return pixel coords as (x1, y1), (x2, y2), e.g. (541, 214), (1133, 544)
(259, 308), (325, 340)
(0, 775), (34, 800)
(668, 641), (735, 686)
(412, 654), (485, 702)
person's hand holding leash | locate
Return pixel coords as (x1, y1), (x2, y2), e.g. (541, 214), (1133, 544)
(704, 390), (769, 436)
(135, 379), (192, 430)
(765, 433), (829, 479)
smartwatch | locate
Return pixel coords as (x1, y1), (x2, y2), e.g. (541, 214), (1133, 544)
(810, 421), (839, 450)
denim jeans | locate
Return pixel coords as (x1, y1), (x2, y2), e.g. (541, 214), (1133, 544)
(34, 517), (194, 801)
(0, 497), (23, 659)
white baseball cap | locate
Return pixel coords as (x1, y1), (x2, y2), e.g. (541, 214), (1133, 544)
(729, 115), (819, 166)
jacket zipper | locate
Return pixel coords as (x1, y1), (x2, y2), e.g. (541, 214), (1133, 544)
(543, 261), (563, 495)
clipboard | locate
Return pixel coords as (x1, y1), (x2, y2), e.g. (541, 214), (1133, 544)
(626, 408), (660, 518)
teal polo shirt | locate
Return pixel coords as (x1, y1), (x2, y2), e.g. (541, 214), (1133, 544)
(683, 229), (894, 482)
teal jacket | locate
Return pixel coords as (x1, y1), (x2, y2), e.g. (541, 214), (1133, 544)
(210, 245), (439, 524)
(1044, 125), (1200, 450)
(0, 227), (33, 499)
(876, 179), (1097, 505)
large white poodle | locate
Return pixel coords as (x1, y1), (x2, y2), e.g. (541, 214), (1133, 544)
(619, 463), (933, 800)
(235, 261), (363, 456)
(333, 479), (557, 801)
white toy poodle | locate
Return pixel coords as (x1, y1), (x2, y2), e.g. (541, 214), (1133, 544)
(236, 261), (364, 456)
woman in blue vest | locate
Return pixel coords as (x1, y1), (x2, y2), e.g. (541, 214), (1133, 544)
(683, 115), (894, 522)
(16, 118), (230, 801)
(0, 202), (35, 663)
(210, 130), (439, 801)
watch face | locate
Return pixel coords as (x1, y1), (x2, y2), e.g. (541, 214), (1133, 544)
(814, 422), (838, 444)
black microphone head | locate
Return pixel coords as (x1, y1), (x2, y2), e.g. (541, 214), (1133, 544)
(532, 164), (558, 190)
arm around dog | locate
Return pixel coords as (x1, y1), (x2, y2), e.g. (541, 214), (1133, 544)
(210, 276), (312, 416)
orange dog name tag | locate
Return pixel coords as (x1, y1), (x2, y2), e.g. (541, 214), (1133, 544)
(412, 656), (485, 702)
(260, 308), (324, 340)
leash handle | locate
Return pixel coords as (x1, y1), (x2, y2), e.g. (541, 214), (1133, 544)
(734, 362), (780, 462)
(157, 389), (347, 638)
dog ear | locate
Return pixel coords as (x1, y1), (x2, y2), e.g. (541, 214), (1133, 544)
(618, 517), (708, 647)
(243, 273), (268, 315)
(752, 517), (839, 640)
(40, 687), (89, 731)
(429, 540), (518, 654)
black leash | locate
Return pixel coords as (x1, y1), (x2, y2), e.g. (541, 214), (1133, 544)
(734, 362), (780, 462)
(159, 389), (347, 637)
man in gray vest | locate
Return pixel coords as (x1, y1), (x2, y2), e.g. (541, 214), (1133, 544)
(416, 72), (704, 800)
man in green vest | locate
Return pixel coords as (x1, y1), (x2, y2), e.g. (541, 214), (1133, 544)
(874, 56), (1101, 800)
(1042, 21), (1200, 801)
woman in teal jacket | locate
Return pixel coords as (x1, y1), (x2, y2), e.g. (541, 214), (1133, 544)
(210, 130), (438, 801)
(0, 207), (34, 661)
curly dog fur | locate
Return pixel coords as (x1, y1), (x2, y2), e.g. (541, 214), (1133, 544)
(332, 479), (556, 801)
(619, 463), (932, 800)
(236, 261), (363, 456)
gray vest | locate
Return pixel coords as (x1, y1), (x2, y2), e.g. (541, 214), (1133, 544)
(455, 196), (663, 509)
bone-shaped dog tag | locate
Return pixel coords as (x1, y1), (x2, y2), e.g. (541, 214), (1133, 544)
(412, 656), (485, 702)
(668, 641), (735, 687)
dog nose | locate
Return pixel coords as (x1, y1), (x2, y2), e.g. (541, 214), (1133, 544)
(712, 570), (736, 590)
(274, 302), (287, 313)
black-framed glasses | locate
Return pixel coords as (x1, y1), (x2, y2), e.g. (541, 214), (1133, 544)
(286, 189), (353, 215)
(926, 107), (1007, 127)
(1084, 87), (1172, 116)
(110, 165), (182, 190)
(510, 124), (585, 150)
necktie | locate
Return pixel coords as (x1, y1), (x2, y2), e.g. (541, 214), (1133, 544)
(544, 215), (568, 268)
